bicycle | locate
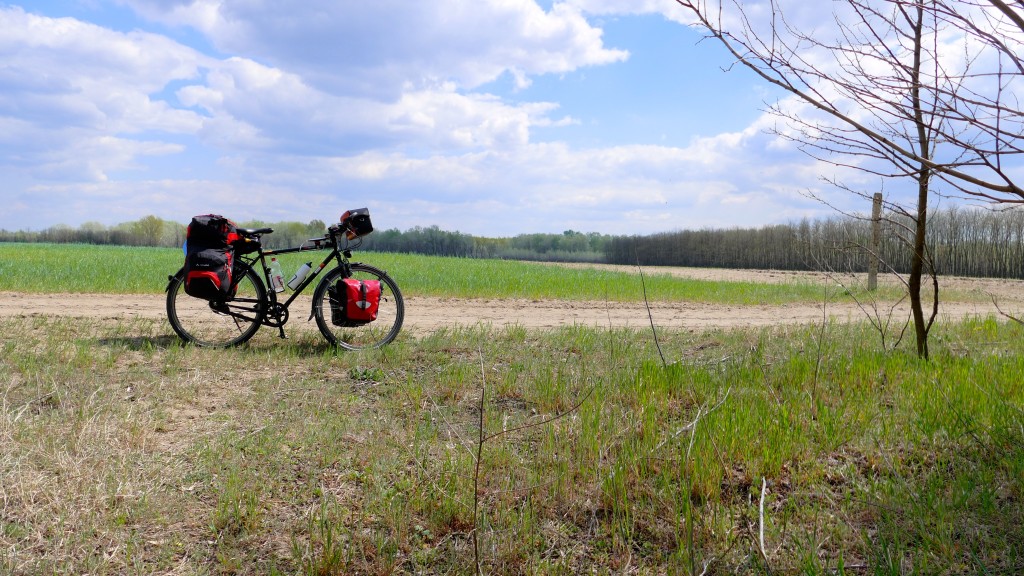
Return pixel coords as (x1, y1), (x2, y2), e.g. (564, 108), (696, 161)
(165, 213), (404, 349)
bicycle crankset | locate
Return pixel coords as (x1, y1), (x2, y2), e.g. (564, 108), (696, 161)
(263, 302), (289, 328)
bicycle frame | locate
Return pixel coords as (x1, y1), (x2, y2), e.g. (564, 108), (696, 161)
(237, 231), (358, 337)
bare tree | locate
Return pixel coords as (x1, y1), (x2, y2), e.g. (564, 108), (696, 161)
(674, 0), (1024, 358)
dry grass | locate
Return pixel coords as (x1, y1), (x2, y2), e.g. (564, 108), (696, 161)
(2, 315), (1023, 574)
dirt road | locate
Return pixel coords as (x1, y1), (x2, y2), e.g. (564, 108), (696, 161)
(2, 267), (1021, 331)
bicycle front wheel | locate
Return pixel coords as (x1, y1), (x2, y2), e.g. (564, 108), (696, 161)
(312, 263), (404, 350)
(166, 263), (267, 347)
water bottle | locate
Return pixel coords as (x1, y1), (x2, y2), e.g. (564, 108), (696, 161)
(268, 257), (285, 293)
(287, 262), (313, 290)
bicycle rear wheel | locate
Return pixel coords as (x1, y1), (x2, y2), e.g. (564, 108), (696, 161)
(166, 263), (267, 347)
(312, 263), (404, 350)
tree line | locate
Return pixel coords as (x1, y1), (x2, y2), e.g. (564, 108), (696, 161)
(606, 205), (1024, 279)
(0, 218), (610, 262)
(0, 217), (329, 251)
(5, 205), (1024, 278)
(360, 226), (608, 262)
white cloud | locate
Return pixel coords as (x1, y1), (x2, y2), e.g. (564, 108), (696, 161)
(0, 6), (207, 181)
(121, 0), (629, 98)
(234, 119), (832, 235)
(0, 7), (206, 98)
(0, 2), (845, 235)
(17, 178), (307, 228)
(6, 126), (832, 235)
(2, 3), (575, 179)
(175, 57), (567, 155)
(566, 0), (678, 17)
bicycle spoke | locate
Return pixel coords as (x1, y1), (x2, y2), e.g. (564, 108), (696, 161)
(312, 263), (404, 350)
(166, 265), (266, 347)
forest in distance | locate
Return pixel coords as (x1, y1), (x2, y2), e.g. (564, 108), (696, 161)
(6, 204), (1024, 279)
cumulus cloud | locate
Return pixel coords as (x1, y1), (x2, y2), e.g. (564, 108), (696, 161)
(566, 0), (678, 17)
(0, 8), (207, 121)
(0, 6), (207, 181)
(120, 0), (629, 97)
(1, 4), (580, 171)
(1, 1), (841, 234)
(220, 114), (832, 235)
(174, 58), (567, 155)
(100, 1), (604, 159)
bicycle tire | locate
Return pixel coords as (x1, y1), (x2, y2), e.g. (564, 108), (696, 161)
(312, 263), (404, 350)
(166, 263), (267, 347)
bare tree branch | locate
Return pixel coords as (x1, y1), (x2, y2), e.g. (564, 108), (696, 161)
(674, 0), (1024, 357)
(674, 0), (1024, 201)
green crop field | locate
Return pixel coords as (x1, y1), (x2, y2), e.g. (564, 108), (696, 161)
(1, 242), (1022, 574)
(0, 242), (911, 304)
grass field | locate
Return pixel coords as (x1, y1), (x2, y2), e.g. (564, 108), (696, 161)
(0, 242), (909, 304)
(1, 243), (1022, 574)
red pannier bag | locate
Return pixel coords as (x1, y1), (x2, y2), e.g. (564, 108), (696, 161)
(183, 214), (241, 301)
(327, 279), (381, 326)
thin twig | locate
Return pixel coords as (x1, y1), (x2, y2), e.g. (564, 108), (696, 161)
(619, 387), (731, 483)
(483, 388), (593, 443)
(811, 284), (828, 408)
(990, 293), (1024, 325)
(759, 477), (768, 564)
(473, 348), (486, 576)
(635, 243), (666, 367)
(425, 393), (477, 461)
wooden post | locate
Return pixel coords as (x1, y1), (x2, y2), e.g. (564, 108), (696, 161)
(868, 192), (882, 291)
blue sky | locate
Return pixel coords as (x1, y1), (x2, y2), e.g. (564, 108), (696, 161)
(1, 0), (853, 236)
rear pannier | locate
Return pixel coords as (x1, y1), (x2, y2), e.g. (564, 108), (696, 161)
(183, 214), (241, 300)
(327, 278), (381, 326)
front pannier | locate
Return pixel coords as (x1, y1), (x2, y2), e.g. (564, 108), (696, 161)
(183, 215), (241, 300)
(327, 278), (381, 326)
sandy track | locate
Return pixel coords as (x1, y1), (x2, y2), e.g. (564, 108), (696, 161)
(0, 287), (1016, 333)
(3, 266), (1022, 331)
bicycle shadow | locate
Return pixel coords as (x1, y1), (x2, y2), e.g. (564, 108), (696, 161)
(96, 334), (382, 356)
(241, 338), (344, 357)
(97, 335), (181, 350)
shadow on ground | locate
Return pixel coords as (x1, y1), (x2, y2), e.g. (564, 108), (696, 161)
(97, 335), (181, 350)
